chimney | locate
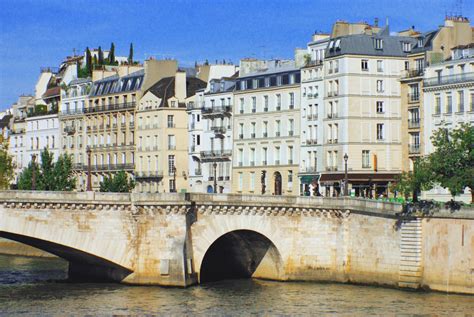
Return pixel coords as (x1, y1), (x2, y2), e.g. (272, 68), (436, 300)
(175, 71), (186, 101)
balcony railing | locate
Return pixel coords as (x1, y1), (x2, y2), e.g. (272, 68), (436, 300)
(327, 113), (338, 119)
(402, 69), (424, 79)
(424, 72), (474, 87)
(306, 139), (317, 145)
(200, 150), (232, 161)
(90, 163), (135, 171)
(211, 126), (227, 134)
(64, 126), (76, 134)
(409, 144), (421, 154)
(325, 166), (338, 171)
(408, 93), (420, 102)
(84, 102), (136, 114)
(303, 166), (317, 173)
(307, 114), (318, 121)
(135, 171), (164, 179)
(408, 119), (420, 128)
(73, 163), (84, 170)
(60, 109), (83, 116)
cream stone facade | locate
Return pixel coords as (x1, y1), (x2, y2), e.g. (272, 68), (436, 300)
(135, 71), (206, 193)
(232, 61), (301, 196)
(320, 29), (416, 197)
(400, 17), (473, 172)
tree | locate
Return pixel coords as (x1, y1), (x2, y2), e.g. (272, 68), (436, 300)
(100, 171), (135, 193)
(0, 136), (14, 189)
(17, 148), (76, 191)
(98, 46), (104, 65)
(108, 42), (116, 65)
(391, 158), (434, 202)
(428, 123), (474, 202)
(85, 47), (92, 75)
(128, 43), (133, 64)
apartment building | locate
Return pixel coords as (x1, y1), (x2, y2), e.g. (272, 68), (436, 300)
(199, 77), (235, 193)
(400, 16), (473, 171)
(84, 70), (143, 189)
(299, 33), (330, 195)
(320, 27), (417, 197)
(187, 89), (205, 191)
(232, 60), (301, 196)
(422, 44), (474, 202)
(59, 78), (92, 190)
(135, 71), (206, 193)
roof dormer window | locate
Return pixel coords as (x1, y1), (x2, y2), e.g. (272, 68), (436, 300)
(374, 38), (383, 50)
(417, 38), (423, 48)
(328, 41), (334, 50)
(402, 42), (412, 53)
(335, 39), (341, 50)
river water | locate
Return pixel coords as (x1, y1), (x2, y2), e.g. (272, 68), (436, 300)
(0, 255), (472, 316)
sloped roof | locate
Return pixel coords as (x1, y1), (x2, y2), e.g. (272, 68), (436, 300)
(42, 86), (60, 99)
(146, 76), (206, 108)
(0, 115), (12, 128)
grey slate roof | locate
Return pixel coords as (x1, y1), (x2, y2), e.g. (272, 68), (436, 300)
(325, 32), (418, 58)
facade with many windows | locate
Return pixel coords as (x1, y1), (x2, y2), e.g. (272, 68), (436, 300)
(232, 61), (301, 196)
(320, 28), (416, 197)
(299, 34), (330, 195)
(422, 45), (474, 202)
(85, 70), (143, 189)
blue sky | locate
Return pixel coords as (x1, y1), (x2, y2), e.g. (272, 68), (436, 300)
(1, 0), (473, 110)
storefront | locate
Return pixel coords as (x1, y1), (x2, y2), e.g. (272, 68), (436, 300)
(319, 173), (399, 198)
(299, 175), (321, 196)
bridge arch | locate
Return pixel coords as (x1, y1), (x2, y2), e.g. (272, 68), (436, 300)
(191, 217), (287, 283)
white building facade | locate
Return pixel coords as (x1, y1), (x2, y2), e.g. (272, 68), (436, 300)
(422, 45), (474, 202)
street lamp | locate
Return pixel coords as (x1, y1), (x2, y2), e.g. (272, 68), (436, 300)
(344, 153), (349, 196)
(213, 162), (217, 194)
(86, 146), (92, 191)
(31, 154), (37, 190)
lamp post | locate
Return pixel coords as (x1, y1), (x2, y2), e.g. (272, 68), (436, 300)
(86, 146), (92, 191)
(344, 153), (348, 196)
(31, 154), (37, 190)
(213, 162), (217, 194)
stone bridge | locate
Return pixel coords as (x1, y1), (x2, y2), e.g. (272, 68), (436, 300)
(0, 191), (473, 294)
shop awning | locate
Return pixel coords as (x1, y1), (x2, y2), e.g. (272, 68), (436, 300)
(300, 175), (319, 184)
(319, 173), (399, 183)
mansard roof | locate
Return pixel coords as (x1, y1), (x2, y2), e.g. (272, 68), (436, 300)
(146, 76), (206, 108)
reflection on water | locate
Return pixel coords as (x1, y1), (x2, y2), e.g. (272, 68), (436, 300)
(0, 255), (472, 316)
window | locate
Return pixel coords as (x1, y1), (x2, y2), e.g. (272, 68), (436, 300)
(289, 93), (295, 108)
(288, 146), (293, 164)
(239, 98), (244, 113)
(376, 80), (384, 93)
(250, 172), (255, 191)
(376, 124), (384, 140)
(238, 173), (243, 191)
(377, 60), (384, 72)
(168, 155), (175, 175)
(402, 42), (412, 53)
(362, 150), (370, 168)
(238, 149), (243, 166)
(169, 179), (176, 193)
(458, 90), (464, 112)
(167, 115), (174, 128)
(409, 84), (420, 102)
(374, 38), (383, 50)
(276, 94), (281, 110)
(168, 135), (175, 150)
(435, 95), (441, 114)
(376, 101), (384, 113)
(252, 97), (256, 112)
(446, 95), (452, 113)
(288, 170), (293, 183)
(264, 95), (269, 111)
(361, 59), (368, 71)
(275, 120), (281, 136)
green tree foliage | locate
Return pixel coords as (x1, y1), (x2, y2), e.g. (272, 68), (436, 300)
(86, 47), (92, 75)
(17, 148), (76, 191)
(0, 136), (14, 189)
(108, 42), (116, 65)
(98, 46), (104, 65)
(99, 171), (135, 193)
(391, 158), (433, 202)
(428, 123), (474, 202)
(128, 43), (133, 64)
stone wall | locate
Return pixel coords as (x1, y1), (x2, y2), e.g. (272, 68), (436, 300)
(0, 191), (473, 294)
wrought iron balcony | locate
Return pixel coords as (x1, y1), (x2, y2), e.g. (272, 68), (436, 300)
(408, 119), (420, 129)
(90, 163), (135, 171)
(64, 126), (76, 134)
(408, 93), (420, 103)
(211, 126), (227, 134)
(409, 144), (421, 154)
(84, 102), (136, 114)
(135, 171), (164, 180)
(200, 150), (232, 161)
(402, 69), (424, 79)
(424, 72), (474, 87)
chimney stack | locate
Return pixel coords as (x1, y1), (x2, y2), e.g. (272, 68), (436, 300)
(175, 71), (186, 101)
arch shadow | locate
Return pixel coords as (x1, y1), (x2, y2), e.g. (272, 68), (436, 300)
(0, 231), (133, 282)
(199, 230), (283, 283)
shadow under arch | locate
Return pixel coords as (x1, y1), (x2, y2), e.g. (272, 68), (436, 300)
(199, 229), (283, 283)
(0, 231), (133, 282)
